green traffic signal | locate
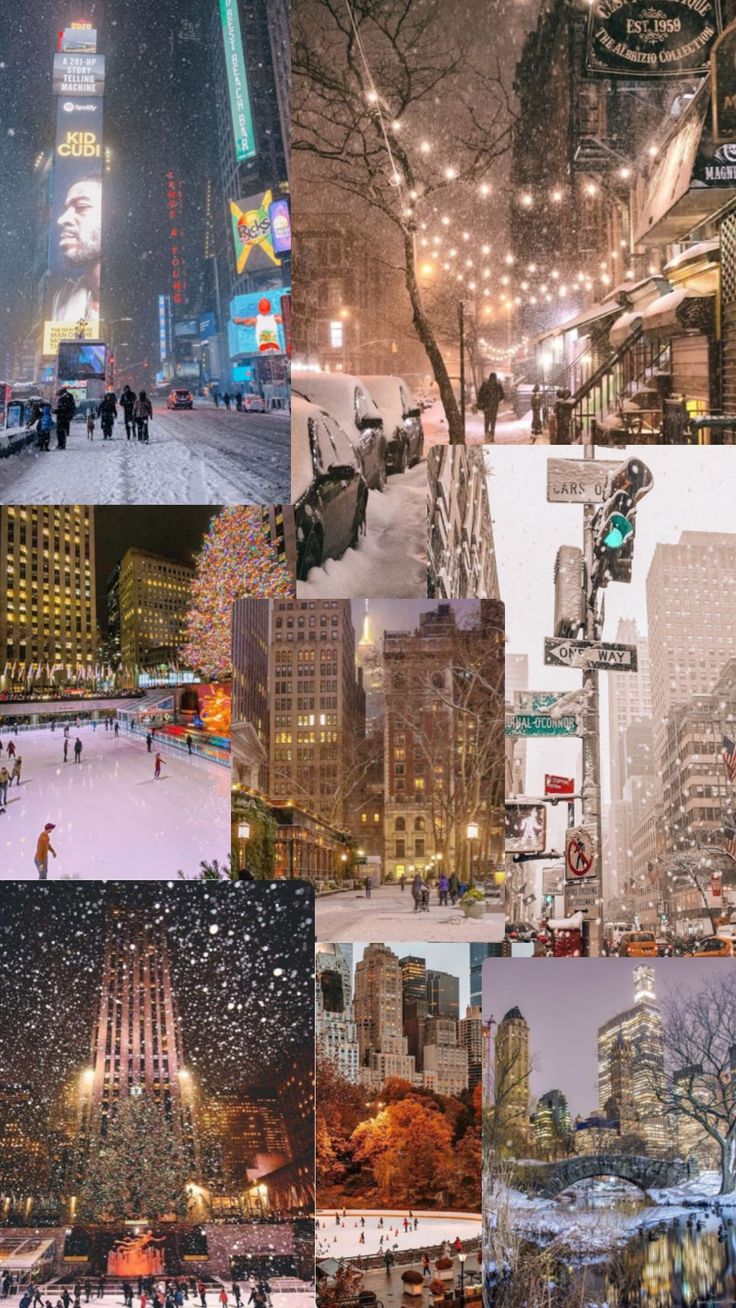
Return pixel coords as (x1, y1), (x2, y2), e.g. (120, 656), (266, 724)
(603, 512), (633, 550)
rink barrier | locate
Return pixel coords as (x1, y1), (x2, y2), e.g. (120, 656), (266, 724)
(0, 718), (230, 769)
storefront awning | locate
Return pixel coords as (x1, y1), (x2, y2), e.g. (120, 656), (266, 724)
(636, 81), (736, 247)
(640, 287), (714, 335)
(609, 310), (642, 348)
(535, 300), (619, 344)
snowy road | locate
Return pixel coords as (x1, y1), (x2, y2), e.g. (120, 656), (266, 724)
(316, 884), (505, 942)
(0, 723), (230, 879)
(297, 460), (427, 598)
(0, 404), (290, 505)
(316, 1211), (481, 1259)
(424, 402), (536, 447)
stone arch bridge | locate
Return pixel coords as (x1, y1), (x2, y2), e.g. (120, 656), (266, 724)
(515, 1153), (690, 1199)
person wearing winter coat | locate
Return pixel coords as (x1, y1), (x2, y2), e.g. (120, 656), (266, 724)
(448, 872), (460, 905)
(477, 372), (505, 442)
(411, 873), (429, 911)
(531, 383), (544, 439)
(36, 403), (54, 451)
(54, 387), (76, 449)
(438, 872), (450, 906)
(134, 391), (153, 442)
(98, 391), (117, 440)
(9, 757), (22, 787)
(119, 384), (136, 438)
(0, 767), (8, 809)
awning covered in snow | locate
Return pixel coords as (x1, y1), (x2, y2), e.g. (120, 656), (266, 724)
(609, 310), (642, 349)
(535, 300), (619, 345)
(640, 287), (714, 335)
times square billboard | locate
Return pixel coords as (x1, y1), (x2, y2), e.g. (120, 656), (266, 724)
(227, 286), (291, 359)
(44, 96), (103, 356)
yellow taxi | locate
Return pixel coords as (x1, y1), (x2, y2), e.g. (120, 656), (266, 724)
(691, 935), (734, 958)
(619, 930), (658, 958)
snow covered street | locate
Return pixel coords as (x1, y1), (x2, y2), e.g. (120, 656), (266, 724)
(316, 884), (504, 942)
(0, 404), (290, 505)
(423, 402), (538, 447)
(0, 723), (230, 879)
(316, 1211), (481, 1259)
(297, 460), (427, 598)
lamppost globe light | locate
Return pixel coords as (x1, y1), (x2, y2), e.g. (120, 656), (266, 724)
(466, 821), (479, 841)
(237, 822), (251, 840)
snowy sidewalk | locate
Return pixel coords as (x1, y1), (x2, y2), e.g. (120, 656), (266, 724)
(423, 403), (538, 447)
(297, 460), (427, 598)
(0, 408), (288, 505)
(316, 884), (504, 942)
(0, 723), (230, 879)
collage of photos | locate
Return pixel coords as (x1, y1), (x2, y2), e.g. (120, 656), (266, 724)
(4, 0), (736, 1296)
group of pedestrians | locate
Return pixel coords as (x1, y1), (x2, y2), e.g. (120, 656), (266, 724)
(31, 384), (154, 450)
(9, 1280), (271, 1308)
(212, 391), (251, 411)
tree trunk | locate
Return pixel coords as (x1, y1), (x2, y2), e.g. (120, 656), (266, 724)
(721, 1131), (736, 1194)
(403, 228), (465, 445)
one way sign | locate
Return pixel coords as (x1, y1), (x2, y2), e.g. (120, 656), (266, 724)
(544, 637), (638, 671)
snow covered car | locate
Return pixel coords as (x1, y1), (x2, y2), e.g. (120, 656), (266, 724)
(359, 374), (424, 473)
(167, 388), (194, 409)
(242, 393), (266, 412)
(292, 369), (387, 491)
(292, 396), (368, 580)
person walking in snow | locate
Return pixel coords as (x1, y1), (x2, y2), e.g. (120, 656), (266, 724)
(154, 752), (166, 779)
(98, 391), (117, 440)
(0, 767), (8, 810)
(119, 384), (136, 439)
(134, 390), (153, 442)
(223, 392), (231, 410)
(114, 720), (120, 737)
(36, 402), (54, 451)
(54, 386), (76, 449)
(9, 756), (22, 787)
(73, 737), (83, 763)
(235, 392), (243, 411)
(34, 823), (57, 879)
(477, 372), (505, 443)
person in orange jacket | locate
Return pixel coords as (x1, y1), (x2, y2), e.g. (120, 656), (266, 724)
(154, 752), (166, 779)
(34, 823), (57, 879)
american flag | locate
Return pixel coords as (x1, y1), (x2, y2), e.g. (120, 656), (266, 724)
(724, 823), (736, 861)
(723, 736), (736, 783)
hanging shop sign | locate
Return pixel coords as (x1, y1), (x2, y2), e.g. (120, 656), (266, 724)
(586, 0), (721, 78)
(712, 20), (736, 140)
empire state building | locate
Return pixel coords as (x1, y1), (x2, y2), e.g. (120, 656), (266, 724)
(76, 907), (198, 1169)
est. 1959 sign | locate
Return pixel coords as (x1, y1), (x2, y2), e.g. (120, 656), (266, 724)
(586, 0), (721, 77)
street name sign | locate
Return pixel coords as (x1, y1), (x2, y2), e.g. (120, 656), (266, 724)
(544, 637), (638, 671)
(565, 825), (596, 879)
(505, 712), (582, 737)
(546, 459), (619, 504)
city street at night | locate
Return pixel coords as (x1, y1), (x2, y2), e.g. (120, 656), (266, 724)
(0, 405), (289, 505)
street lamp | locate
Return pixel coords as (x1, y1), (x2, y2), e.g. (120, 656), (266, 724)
(466, 822), (479, 888)
(458, 1252), (466, 1308)
(237, 821), (250, 875)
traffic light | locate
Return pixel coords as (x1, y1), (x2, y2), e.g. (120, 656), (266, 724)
(591, 457), (653, 590)
(553, 545), (585, 637)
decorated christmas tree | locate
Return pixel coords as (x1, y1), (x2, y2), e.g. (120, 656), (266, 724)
(182, 507), (294, 678)
(77, 1092), (191, 1222)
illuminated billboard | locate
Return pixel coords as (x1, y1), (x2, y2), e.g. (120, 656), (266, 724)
(52, 53), (105, 96)
(269, 197), (291, 255)
(218, 0), (256, 162)
(56, 340), (107, 380)
(228, 287), (290, 358)
(43, 320), (95, 356)
(59, 27), (97, 53)
(229, 191), (280, 274)
(44, 96), (103, 348)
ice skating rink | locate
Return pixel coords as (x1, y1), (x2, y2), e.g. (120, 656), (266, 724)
(0, 724), (230, 879)
(316, 1211), (481, 1259)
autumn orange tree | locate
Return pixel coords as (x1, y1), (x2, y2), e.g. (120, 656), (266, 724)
(351, 1098), (455, 1205)
(317, 1054), (367, 1189)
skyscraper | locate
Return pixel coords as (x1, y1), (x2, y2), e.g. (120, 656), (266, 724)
(605, 619), (654, 898)
(0, 506), (96, 671)
(316, 943), (360, 1083)
(470, 944), (494, 1008)
(119, 547), (194, 672)
(597, 964), (669, 1154)
(494, 1007), (531, 1150)
(76, 907), (198, 1169)
(427, 970), (460, 1019)
(354, 944), (417, 1088)
(232, 597), (270, 790)
(399, 955), (427, 1009)
(269, 600), (366, 825)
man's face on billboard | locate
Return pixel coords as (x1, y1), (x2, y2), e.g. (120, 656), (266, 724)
(57, 179), (101, 266)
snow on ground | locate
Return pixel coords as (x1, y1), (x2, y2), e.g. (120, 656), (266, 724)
(297, 460), (427, 598)
(0, 404), (289, 506)
(316, 884), (505, 942)
(316, 1212), (481, 1260)
(0, 722), (229, 879)
(423, 402), (536, 447)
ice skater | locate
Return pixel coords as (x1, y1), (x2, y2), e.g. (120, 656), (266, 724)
(154, 752), (166, 779)
(186, 733), (193, 755)
(9, 756), (22, 787)
(146, 731), (153, 752)
(73, 737), (82, 763)
(63, 738), (69, 763)
(0, 767), (8, 810)
(114, 720), (120, 738)
(34, 823), (57, 879)
(6, 740), (15, 760)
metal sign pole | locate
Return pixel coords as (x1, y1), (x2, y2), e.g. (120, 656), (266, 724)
(581, 452), (603, 956)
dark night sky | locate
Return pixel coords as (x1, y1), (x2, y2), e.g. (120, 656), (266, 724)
(0, 0), (215, 372)
(483, 958), (726, 1117)
(94, 505), (219, 629)
(0, 882), (314, 1102)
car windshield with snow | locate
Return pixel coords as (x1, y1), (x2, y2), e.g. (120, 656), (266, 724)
(292, 370), (388, 492)
(359, 375), (424, 473)
(291, 395), (368, 581)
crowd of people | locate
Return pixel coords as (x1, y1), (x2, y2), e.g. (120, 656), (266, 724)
(358, 871), (474, 912)
(28, 384), (154, 450)
(8, 1277), (273, 1308)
